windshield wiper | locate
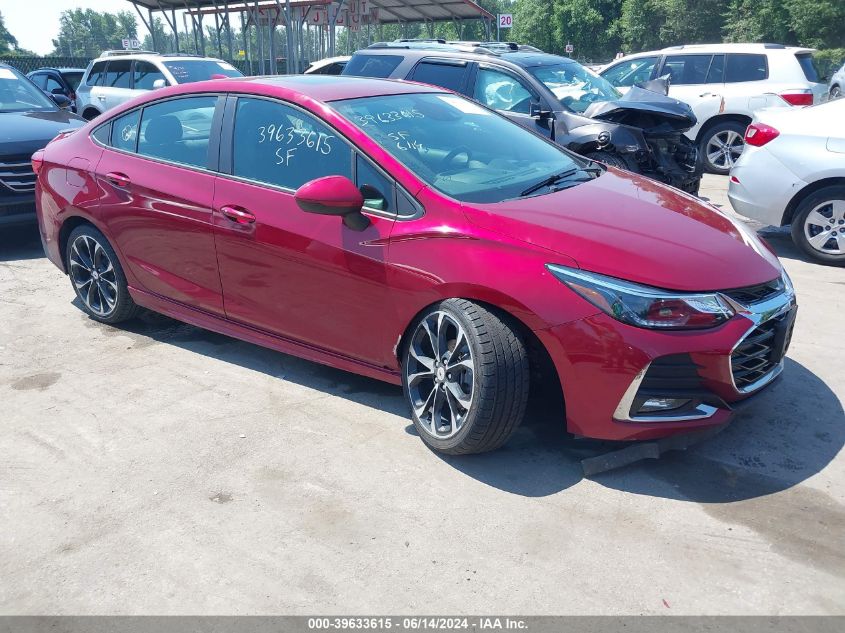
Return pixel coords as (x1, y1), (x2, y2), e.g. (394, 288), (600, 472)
(519, 164), (602, 197)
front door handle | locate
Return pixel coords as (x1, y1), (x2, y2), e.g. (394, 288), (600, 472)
(97, 95), (106, 101)
(220, 205), (256, 225)
(106, 171), (130, 187)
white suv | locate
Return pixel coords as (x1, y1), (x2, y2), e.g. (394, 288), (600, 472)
(600, 43), (827, 174)
(76, 51), (243, 120)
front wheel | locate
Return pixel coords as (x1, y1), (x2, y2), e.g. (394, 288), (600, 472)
(791, 186), (845, 266)
(587, 150), (633, 172)
(402, 299), (529, 455)
(66, 224), (141, 323)
(700, 121), (746, 174)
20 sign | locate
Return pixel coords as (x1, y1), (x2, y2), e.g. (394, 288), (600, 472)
(498, 13), (513, 29)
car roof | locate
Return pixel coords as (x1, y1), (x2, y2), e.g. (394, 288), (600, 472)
(29, 67), (85, 73)
(91, 53), (227, 63)
(614, 43), (815, 60)
(176, 75), (444, 102)
(356, 46), (576, 68)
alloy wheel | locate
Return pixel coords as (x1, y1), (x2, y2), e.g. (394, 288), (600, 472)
(405, 311), (474, 440)
(803, 199), (845, 256)
(69, 235), (118, 316)
(706, 129), (744, 170)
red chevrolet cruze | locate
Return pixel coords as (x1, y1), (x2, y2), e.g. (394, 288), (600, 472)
(33, 76), (796, 454)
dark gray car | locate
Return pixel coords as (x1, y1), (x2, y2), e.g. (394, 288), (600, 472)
(342, 42), (701, 194)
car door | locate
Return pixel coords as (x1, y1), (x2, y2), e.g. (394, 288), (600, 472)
(93, 94), (225, 315)
(211, 95), (398, 366)
(44, 73), (67, 99)
(101, 59), (135, 112)
(29, 72), (47, 90)
(470, 65), (553, 138)
(657, 53), (722, 104)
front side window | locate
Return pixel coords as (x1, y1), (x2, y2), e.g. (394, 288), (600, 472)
(473, 67), (533, 114)
(232, 97), (352, 190)
(601, 56), (658, 87)
(528, 62), (621, 114)
(725, 54), (768, 82)
(45, 75), (64, 94)
(660, 55), (713, 85)
(0, 66), (56, 112)
(133, 61), (167, 90)
(409, 60), (469, 92)
(137, 96), (217, 168)
(29, 73), (47, 89)
(62, 71), (83, 91)
(110, 110), (140, 152)
(342, 54), (403, 78)
(333, 92), (586, 204)
(162, 60), (242, 84)
(87, 61), (106, 86)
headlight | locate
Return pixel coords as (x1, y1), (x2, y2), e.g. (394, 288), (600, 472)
(547, 264), (735, 330)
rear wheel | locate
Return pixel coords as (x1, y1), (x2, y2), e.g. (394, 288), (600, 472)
(402, 299), (529, 455)
(791, 186), (845, 266)
(81, 108), (101, 121)
(830, 85), (842, 100)
(66, 225), (141, 323)
(701, 121), (746, 174)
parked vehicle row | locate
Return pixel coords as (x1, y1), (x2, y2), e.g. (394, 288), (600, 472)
(0, 63), (84, 227)
(342, 41), (703, 194)
(32, 75), (797, 455)
(599, 43), (828, 174)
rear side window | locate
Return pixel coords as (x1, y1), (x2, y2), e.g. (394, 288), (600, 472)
(104, 60), (132, 88)
(706, 55), (725, 83)
(661, 55), (713, 85)
(725, 54), (768, 82)
(473, 67), (534, 114)
(110, 110), (140, 152)
(343, 54), (403, 78)
(409, 59), (469, 92)
(133, 61), (167, 90)
(63, 72), (83, 91)
(87, 62), (106, 86)
(232, 97), (352, 190)
(137, 96), (217, 168)
(601, 57), (658, 87)
(795, 53), (820, 82)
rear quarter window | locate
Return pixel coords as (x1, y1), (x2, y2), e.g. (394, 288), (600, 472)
(725, 54), (768, 83)
(795, 53), (820, 82)
(86, 61), (106, 86)
(343, 54), (403, 78)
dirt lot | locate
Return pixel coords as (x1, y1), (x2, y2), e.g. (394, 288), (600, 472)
(1, 175), (843, 614)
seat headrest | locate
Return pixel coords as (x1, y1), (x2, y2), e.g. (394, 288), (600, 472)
(144, 114), (182, 145)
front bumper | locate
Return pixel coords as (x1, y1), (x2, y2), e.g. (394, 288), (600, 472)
(535, 289), (797, 441)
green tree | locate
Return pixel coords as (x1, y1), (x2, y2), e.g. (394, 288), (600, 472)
(723, 0), (795, 44)
(0, 10), (20, 53)
(785, 0), (845, 49)
(51, 9), (138, 57)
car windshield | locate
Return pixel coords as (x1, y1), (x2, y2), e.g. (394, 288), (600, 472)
(162, 60), (243, 84)
(528, 62), (622, 114)
(62, 71), (84, 91)
(333, 92), (589, 203)
(0, 66), (56, 112)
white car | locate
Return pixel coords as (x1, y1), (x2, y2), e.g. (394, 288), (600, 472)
(600, 44), (827, 174)
(76, 51), (243, 120)
(728, 98), (845, 266)
(303, 56), (350, 75)
(830, 62), (845, 99)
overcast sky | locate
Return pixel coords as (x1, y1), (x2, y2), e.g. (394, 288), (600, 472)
(3, 0), (169, 55)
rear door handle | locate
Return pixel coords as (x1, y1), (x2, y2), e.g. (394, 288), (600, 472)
(97, 95), (106, 101)
(106, 172), (130, 187)
(220, 205), (256, 225)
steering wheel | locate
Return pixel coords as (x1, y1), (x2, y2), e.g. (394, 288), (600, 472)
(440, 146), (472, 170)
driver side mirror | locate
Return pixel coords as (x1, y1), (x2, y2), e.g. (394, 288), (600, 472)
(294, 175), (370, 231)
(152, 79), (167, 89)
(47, 92), (71, 109)
(529, 101), (552, 119)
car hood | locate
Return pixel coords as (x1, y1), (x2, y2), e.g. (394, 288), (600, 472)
(583, 85), (697, 133)
(462, 169), (782, 292)
(0, 110), (85, 156)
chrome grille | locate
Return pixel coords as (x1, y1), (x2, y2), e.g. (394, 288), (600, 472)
(731, 312), (793, 391)
(723, 278), (784, 305)
(0, 156), (37, 194)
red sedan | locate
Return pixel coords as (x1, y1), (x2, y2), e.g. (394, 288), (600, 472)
(33, 76), (796, 454)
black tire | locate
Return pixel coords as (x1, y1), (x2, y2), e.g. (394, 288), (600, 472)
(81, 108), (101, 121)
(588, 150), (632, 171)
(401, 299), (529, 455)
(830, 85), (841, 100)
(790, 185), (845, 267)
(700, 121), (747, 175)
(65, 224), (141, 323)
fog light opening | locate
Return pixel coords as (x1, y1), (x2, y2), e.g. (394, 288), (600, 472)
(637, 397), (692, 414)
